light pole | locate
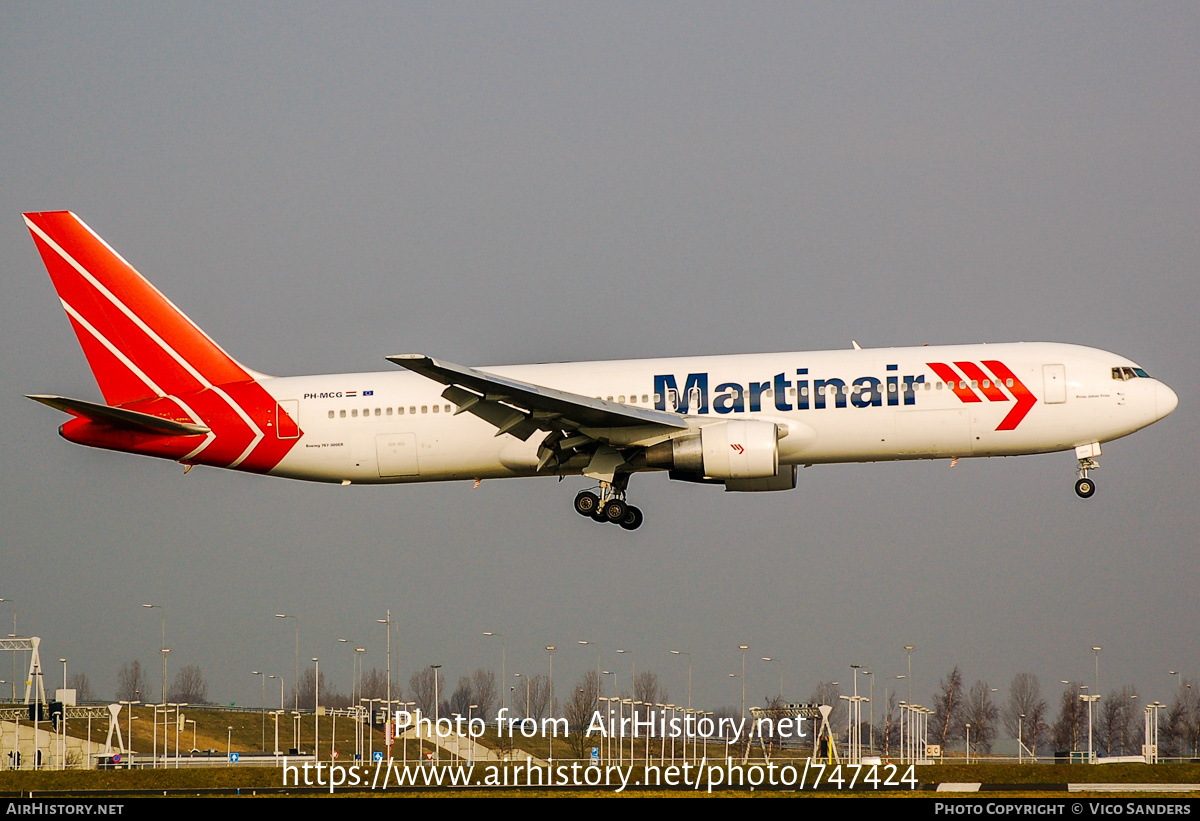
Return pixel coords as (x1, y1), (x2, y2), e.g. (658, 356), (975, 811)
(514, 673), (530, 718)
(761, 657), (782, 701)
(484, 632), (506, 714)
(431, 664), (442, 764)
(863, 669), (874, 754)
(671, 651), (693, 710)
(275, 614), (299, 711)
(579, 640), (600, 711)
(617, 649), (635, 698)
(142, 604), (167, 705)
(1018, 713), (1024, 763)
(119, 700), (139, 762)
(1080, 690), (1100, 763)
(377, 613), (393, 716)
(252, 671), (266, 751)
(738, 645), (749, 718)
(1092, 646), (1102, 699)
(270, 675), (285, 711)
(904, 646), (915, 707)
(545, 647), (555, 762)
(312, 658), (320, 760)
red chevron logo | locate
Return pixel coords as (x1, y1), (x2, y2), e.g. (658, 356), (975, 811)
(926, 360), (1037, 431)
(731, 444), (745, 454)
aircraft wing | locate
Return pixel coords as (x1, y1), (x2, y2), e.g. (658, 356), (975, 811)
(386, 354), (688, 444)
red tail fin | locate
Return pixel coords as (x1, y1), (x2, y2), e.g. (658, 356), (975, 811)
(24, 211), (258, 405)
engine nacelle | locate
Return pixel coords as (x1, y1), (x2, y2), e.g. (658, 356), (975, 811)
(646, 420), (780, 479)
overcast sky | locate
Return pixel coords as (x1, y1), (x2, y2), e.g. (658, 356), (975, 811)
(2, 2), (1197, 718)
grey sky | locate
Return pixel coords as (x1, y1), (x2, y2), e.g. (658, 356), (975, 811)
(1, 3), (1197, 717)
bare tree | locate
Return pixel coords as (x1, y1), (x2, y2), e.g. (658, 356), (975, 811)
(67, 672), (94, 703)
(408, 668), (437, 716)
(523, 674), (551, 720)
(116, 661), (148, 702)
(360, 668), (390, 702)
(635, 671), (667, 711)
(445, 675), (473, 717)
(1052, 681), (1088, 753)
(808, 680), (844, 732)
(1002, 673), (1048, 755)
(932, 666), (965, 748)
(565, 671), (601, 758)
(292, 667), (327, 711)
(963, 681), (999, 754)
(1095, 685), (1139, 757)
(168, 664), (209, 704)
(471, 668), (497, 720)
(876, 689), (899, 756)
(1161, 679), (1199, 759)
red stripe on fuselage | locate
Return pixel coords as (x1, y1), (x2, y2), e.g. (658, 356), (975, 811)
(954, 361), (1009, 403)
(981, 361), (1036, 431)
(927, 362), (982, 402)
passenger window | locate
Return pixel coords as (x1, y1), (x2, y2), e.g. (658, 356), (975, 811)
(375, 408), (381, 416)
(433, 405), (439, 413)
(327, 410), (334, 419)
(340, 410), (346, 418)
(800, 386), (808, 397)
(421, 406), (428, 414)
(445, 404), (451, 413)
(1006, 379), (1013, 388)
(409, 407), (416, 415)
(642, 395), (649, 403)
(618, 395), (625, 403)
(398, 406), (405, 415)
(387, 407), (393, 416)
(351, 409), (358, 418)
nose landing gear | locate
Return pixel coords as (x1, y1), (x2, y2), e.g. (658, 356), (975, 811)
(1075, 457), (1099, 499)
(573, 480), (644, 530)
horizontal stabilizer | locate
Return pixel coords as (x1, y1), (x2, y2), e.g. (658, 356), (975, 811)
(26, 394), (211, 437)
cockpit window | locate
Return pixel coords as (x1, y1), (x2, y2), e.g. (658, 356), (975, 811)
(1112, 366), (1152, 380)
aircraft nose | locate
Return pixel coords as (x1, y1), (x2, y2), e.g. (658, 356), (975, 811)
(1156, 381), (1179, 420)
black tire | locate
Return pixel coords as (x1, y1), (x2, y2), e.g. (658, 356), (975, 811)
(603, 499), (627, 523)
(1075, 477), (1095, 499)
(574, 491), (600, 516)
(619, 505), (644, 531)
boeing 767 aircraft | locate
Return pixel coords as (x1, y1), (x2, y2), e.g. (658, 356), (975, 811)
(24, 211), (1178, 530)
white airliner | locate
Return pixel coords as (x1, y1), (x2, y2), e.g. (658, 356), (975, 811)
(24, 211), (1178, 530)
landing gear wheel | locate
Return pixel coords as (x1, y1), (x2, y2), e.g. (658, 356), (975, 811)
(603, 499), (628, 523)
(574, 491), (600, 517)
(618, 505), (644, 531)
(1074, 477), (1095, 499)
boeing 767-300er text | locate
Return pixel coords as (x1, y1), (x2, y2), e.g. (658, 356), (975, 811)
(23, 211), (1178, 530)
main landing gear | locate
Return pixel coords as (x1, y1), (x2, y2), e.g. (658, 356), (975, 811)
(1075, 457), (1098, 499)
(574, 481), (644, 531)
